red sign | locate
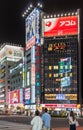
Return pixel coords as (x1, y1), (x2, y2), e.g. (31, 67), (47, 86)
(26, 36), (36, 51)
(45, 104), (77, 108)
(43, 16), (78, 37)
(9, 90), (20, 104)
(0, 100), (5, 103)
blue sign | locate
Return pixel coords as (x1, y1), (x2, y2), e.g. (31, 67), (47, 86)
(56, 94), (65, 100)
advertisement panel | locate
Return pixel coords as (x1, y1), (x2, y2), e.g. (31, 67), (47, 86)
(45, 94), (77, 101)
(31, 64), (35, 85)
(25, 8), (40, 46)
(45, 104), (77, 108)
(9, 89), (22, 104)
(25, 8), (36, 42)
(31, 46), (35, 63)
(31, 63), (35, 103)
(26, 36), (36, 51)
(31, 85), (35, 103)
(42, 16), (78, 37)
(25, 88), (30, 100)
(35, 46), (41, 104)
(20, 89), (23, 103)
(27, 71), (30, 86)
(0, 45), (24, 61)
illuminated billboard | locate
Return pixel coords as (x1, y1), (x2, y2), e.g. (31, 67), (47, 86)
(31, 64), (35, 103)
(9, 89), (23, 104)
(0, 45), (24, 61)
(42, 16), (78, 37)
(31, 64), (35, 85)
(59, 57), (71, 73)
(31, 46), (35, 63)
(45, 94), (77, 101)
(25, 88), (30, 100)
(61, 76), (71, 87)
(45, 103), (77, 108)
(26, 37), (36, 51)
(25, 8), (40, 47)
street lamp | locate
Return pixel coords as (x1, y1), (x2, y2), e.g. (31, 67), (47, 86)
(22, 3), (33, 18)
(22, 2), (43, 18)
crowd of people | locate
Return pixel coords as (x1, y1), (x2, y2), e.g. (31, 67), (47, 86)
(30, 108), (79, 130)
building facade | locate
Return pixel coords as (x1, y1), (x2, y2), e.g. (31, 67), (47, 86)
(24, 7), (82, 113)
(41, 9), (82, 111)
(25, 6), (41, 110)
(0, 44), (24, 109)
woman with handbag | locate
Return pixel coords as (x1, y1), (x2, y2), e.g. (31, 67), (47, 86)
(68, 111), (76, 130)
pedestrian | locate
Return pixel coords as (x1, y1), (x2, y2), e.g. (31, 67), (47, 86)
(31, 110), (43, 130)
(42, 108), (51, 130)
(68, 110), (76, 130)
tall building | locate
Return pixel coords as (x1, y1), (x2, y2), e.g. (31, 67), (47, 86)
(24, 4), (82, 113)
(0, 44), (24, 109)
(41, 9), (82, 111)
(24, 4), (42, 111)
(9, 59), (25, 110)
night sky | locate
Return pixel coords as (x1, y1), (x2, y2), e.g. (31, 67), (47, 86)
(0, 0), (82, 47)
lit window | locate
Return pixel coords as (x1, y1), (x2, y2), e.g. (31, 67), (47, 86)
(54, 74), (56, 77)
(65, 73), (68, 77)
(54, 66), (58, 69)
(60, 73), (63, 77)
(48, 47), (52, 51)
(65, 65), (68, 69)
(49, 66), (52, 70)
(49, 73), (52, 77)
(56, 66), (58, 69)
(70, 65), (72, 69)
(56, 88), (58, 91)
(54, 66), (56, 69)
(60, 66), (63, 69)
(54, 73), (58, 77)
(70, 73), (72, 77)
(36, 82), (40, 86)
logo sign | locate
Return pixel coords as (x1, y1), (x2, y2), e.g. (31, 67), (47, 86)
(42, 16), (78, 37)
(56, 94), (65, 100)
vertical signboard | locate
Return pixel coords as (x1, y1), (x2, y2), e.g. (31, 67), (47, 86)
(25, 88), (31, 104)
(31, 46), (35, 63)
(31, 64), (35, 103)
(25, 7), (41, 51)
(35, 46), (41, 104)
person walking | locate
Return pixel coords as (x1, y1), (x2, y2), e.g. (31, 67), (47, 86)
(42, 108), (51, 130)
(31, 110), (43, 130)
(68, 110), (76, 130)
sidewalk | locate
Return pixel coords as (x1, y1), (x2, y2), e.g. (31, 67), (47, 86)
(52, 126), (83, 130)
(27, 125), (83, 130)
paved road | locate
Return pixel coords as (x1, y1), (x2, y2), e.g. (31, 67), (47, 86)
(0, 120), (31, 130)
(0, 115), (83, 127)
(0, 115), (83, 130)
(0, 120), (83, 130)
